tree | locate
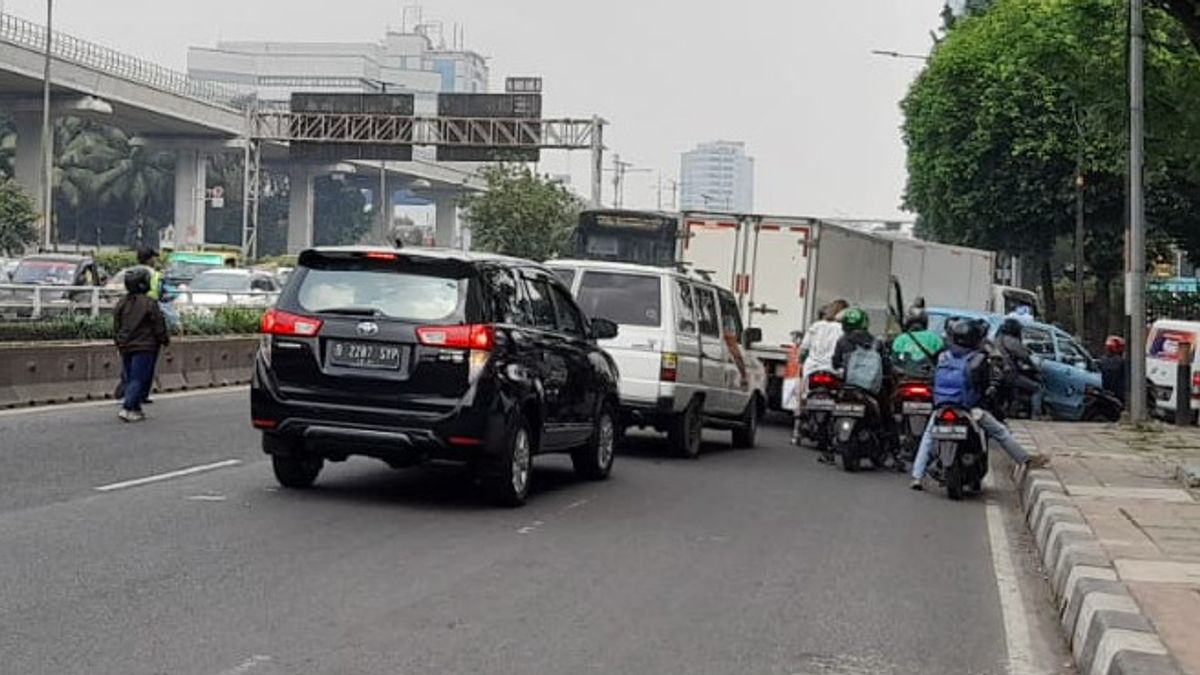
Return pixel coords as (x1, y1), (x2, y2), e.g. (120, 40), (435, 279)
(461, 165), (582, 261)
(0, 178), (38, 256)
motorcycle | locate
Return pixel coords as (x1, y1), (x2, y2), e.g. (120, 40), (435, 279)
(799, 370), (841, 451)
(893, 378), (933, 462)
(831, 386), (892, 472)
(926, 406), (989, 500)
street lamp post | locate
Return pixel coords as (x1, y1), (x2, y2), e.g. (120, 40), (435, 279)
(40, 0), (54, 251)
(1128, 0), (1147, 422)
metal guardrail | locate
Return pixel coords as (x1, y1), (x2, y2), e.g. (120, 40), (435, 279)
(0, 11), (249, 111)
(0, 284), (276, 319)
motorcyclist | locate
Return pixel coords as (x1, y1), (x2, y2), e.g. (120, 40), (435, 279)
(890, 305), (944, 380)
(1099, 335), (1128, 405)
(910, 319), (1049, 490)
(831, 307), (899, 464)
(996, 317), (1045, 418)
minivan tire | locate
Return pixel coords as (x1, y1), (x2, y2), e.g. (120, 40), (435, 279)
(669, 399), (703, 459)
(272, 455), (323, 489)
(731, 397), (760, 449)
(572, 404), (616, 480)
(483, 416), (533, 507)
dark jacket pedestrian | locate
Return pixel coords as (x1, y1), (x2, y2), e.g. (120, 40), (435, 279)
(113, 268), (168, 422)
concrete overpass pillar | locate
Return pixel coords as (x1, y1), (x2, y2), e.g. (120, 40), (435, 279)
(173, 149), (207, 248)
(287, 166), (316, 254)
(10, 112), (45, 210)
(433, 194), (459, 249)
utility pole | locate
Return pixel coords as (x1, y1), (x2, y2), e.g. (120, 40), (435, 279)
(1129, 0), (1147, 422)
(40, 0), (54, 251)
(1074, 168), (1085, 340)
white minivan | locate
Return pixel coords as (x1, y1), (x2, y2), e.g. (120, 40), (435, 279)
(1147, 319), (1200, 420)
(548, 259), (768, 457)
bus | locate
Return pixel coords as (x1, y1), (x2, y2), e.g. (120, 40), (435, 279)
(573, 209), (681, 267)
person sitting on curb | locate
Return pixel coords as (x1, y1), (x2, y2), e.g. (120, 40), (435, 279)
(910, 318), (1049, 490)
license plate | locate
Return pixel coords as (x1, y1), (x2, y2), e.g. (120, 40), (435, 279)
(902, 401), (933, 414)
(835, 403), (866, 417)
(932, 425), (968, 440)
(327, 340), (403, 370)
(807, 398), (835, 411)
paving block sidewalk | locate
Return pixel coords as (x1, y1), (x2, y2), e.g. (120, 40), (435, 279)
(1012, 420), (1200, 675)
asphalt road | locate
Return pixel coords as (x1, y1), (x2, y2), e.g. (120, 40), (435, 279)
(0, 391), (1073, 675)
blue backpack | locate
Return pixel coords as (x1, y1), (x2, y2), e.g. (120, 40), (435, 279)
(933, 349), (982, 407)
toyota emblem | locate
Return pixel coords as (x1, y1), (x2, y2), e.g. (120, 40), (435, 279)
(355, 321), (380, 337)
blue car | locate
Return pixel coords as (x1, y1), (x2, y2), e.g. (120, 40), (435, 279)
(924, 308), (1120, 421)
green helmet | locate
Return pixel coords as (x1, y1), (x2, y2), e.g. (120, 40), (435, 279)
(840, 307), (869, 332)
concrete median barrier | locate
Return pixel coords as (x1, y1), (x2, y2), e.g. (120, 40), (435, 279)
(0, 336), (258, 408)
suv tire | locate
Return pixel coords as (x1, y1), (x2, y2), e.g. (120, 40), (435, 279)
(731, 397), (759, 449)
(669, 399), (703, 459)
(573, 404), (616, 480)
(272, 455), (323, 489)
(483, 416), (533, 507)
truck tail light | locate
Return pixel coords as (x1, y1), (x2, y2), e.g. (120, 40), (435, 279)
(260, 308), (322, 337)
(660, 352), (678, 382)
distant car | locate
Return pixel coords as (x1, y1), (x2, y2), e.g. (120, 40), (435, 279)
(926, 308), (1118, 421)
(251, 246), (622, 506)
(175, 269), (279, 312)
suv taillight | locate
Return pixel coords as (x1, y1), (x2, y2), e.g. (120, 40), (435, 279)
(660, 352), (678, 382)
(260, 308), (322, 337)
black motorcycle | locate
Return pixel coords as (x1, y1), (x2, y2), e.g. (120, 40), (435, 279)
(831, 386), (891, 472)
(799, 370), (841, 451)
(927, 406), (989, 500)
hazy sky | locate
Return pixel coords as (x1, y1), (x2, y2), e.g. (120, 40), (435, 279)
(3, 0), (943, 218)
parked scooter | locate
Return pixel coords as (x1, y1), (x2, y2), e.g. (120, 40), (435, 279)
(831, 386), (892, 472)
(926, 406), (989, 500)
(799, 370), (841, 452)
(893, 378), (933, 462)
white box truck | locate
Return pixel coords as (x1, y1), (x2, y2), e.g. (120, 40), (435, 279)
(886, 237), (996, 313)
(680, 212), (894, 409)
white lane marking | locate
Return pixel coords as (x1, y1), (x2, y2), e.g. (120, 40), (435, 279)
(213, 655), (272, 675)
(516, 520), (544, 534)
(95, 459), (242, 492)
(984, 474), (1038, 675)
(0, 386), (248, 418)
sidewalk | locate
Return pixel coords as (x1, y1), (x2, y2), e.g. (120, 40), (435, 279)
(1012, 420), (1200, 675)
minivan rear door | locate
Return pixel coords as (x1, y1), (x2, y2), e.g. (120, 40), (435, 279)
(266, 251), (480, 412)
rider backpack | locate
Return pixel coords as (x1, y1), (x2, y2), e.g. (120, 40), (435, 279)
(844, 343), (884, 395)
(933, 349), (982, 408)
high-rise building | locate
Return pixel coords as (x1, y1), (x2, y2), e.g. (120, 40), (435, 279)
(679, 141), (754, 213)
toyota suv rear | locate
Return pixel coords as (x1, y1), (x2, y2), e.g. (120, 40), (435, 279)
(251, 247), (621, 506)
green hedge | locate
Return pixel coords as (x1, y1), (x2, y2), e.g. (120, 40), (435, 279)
(0, 307), (265, 342)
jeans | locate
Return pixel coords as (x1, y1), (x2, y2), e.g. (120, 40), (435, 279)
(1012, 374), (1044, 416)
(122, 351), (157, 412)
(911, 408), (1031, 479)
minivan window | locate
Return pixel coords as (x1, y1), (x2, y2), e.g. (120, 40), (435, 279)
(523, 275), (558, 330)
(675, 280), (697, 334)
(718, 291), (744, 340)
(297, 268), (465, 321)
(695, 286), (720, 337)
(576, 271), (662, 327)
(550, 284), (586, 337)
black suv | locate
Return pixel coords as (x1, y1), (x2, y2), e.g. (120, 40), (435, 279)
(251, 247), (621, 506)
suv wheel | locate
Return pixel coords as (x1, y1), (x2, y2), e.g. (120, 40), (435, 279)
(484, 417), (533, 507)
(731, 397), (759, 449)
(669, 399), (703, 459)
(573, 404), (615, 480)
(272, 455), (323, 489)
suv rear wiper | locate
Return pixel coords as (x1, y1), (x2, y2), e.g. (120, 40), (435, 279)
(318, 306), (382, 317)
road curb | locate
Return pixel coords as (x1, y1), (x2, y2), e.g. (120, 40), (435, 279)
(1016, 464), (1185, 675)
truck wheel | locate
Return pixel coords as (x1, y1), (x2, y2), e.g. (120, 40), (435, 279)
(669, 399), (703, 459)
(272, 455), (323, 489)
(483, 416), (533, 507)
(731, 398), (759, 449)
(572, 404), (615, 480)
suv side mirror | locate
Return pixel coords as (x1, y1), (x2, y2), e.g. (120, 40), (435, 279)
(591, 318), (619, 340)
(744, 327), (763, 346)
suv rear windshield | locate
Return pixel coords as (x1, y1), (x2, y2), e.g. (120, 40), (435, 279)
(577, 271), (662, 327)
(295, 256), (470, 322)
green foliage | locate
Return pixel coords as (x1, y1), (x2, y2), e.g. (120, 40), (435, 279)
(0, 306), (265, 342)
(0, 178), (39, 256)
(461, 165), (583, 261)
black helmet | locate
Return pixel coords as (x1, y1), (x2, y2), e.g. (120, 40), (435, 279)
(124, 266), (152, 295)
(903, 306), (928, 331)
(950, 317), (986, 349)
(999, 317), (1022, 337)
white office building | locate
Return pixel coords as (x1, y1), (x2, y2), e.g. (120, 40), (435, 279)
(679, 141), (754, 213)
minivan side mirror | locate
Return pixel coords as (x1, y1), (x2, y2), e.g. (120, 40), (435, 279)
(744, 327), (763, 346)
(590, 317), (619, 340)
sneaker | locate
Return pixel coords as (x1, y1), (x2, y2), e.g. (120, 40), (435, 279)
(1026, 455), (1050, 469)
(910, 479), (923, 491)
